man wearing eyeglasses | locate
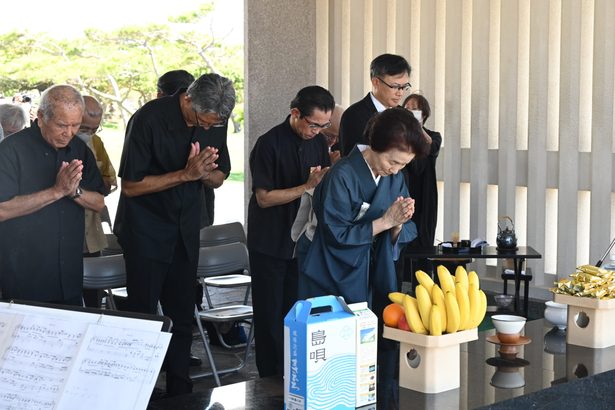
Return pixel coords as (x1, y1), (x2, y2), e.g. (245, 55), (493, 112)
(114, 73), (235, 397)
(247, 85), (334, 378)
(339, 53), (411, 156)
(75, 96), (118, 308)
(76, 96), (117, 255)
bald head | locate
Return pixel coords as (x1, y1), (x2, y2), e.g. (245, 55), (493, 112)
(79, 96), (104, 136)
(38, 85), (84, 122)
(83, 96), (103, 118)
(37, 85), (84, 149)
(321, 104), (345, 147)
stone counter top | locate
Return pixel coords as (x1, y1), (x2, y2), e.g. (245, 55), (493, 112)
(149, 318), (615, 409)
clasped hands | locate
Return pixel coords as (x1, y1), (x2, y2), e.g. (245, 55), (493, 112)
(383, 196), (415, 228)
(184, 142), (219, 181)
(55, 159), (83, 197)
(305, 166), (330, 190)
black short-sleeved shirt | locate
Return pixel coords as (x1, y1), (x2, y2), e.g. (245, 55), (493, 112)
(114, 91), (231, 263)
(0, 123), (105, 302)
(247, 117), (330, 259)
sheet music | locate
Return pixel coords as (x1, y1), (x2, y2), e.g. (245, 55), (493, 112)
(57, 325), (171, 410)
(0, 314), (87, 410)
(0, 304), (169, 410)
(0, 303), (163, 332)
(0, 311), (23, 360)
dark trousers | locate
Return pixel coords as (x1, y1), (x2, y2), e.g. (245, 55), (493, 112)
(124, 243), (196, 396)
(249, 250), (298, 378)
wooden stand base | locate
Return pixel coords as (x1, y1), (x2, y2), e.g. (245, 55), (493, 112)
(383, 327), (478, 393)
(554, 294), (615, 348)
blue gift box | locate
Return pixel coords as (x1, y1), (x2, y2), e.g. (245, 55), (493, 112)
(284, 295), (357, 410)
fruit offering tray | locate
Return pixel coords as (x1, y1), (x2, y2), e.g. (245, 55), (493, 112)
(383, 326), (477, 393)
(383, 326), (478, 347)
(554, 293), (615, 348)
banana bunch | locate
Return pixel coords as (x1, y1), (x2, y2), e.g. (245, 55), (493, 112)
(388, 266), (487, 335)
(552, 264), (615, 299)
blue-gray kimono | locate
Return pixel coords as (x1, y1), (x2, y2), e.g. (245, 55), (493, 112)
(299, 146), (418, 307)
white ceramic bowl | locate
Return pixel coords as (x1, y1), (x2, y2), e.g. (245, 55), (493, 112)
(491, 315), (526, 334)
(544, 301), (567, 330)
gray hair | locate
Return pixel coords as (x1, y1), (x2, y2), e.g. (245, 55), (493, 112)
(186, 73), (236, 120)
(38, 85), (85, 121)
(0, 104), (28, 136)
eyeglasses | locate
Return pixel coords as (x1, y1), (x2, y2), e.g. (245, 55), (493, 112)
(194, 109), (225, 129)
(376, 77), (411, 92)
(78, 125), (102, 135)
(302, 116), (331, 130)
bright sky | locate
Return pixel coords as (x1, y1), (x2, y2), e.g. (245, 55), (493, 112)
(1, 0), (243, 43)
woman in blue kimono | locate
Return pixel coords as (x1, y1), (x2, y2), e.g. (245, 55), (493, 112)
(299, 107), (429, 310)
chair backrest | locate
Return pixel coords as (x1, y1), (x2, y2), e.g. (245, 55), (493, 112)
(199, 222), (246, 248)
(83, 254), (126, 289)
(197, 242), (250, 278)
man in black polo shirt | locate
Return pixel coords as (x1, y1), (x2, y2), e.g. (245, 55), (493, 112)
(114, 73), (235, 396)
(0, 85), (105, 305)
(248, 85), (334, 377)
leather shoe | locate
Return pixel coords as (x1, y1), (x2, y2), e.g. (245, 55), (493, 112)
(189, 352), (202, 367)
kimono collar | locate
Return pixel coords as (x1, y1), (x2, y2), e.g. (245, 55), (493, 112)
(357, 144), (381, 185)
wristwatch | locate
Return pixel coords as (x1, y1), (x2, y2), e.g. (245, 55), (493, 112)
(70, 186), (82, 200)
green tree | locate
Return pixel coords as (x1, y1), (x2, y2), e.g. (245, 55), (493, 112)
(0, 1), (243, 129)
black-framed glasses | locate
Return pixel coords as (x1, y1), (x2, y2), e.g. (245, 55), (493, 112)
(302, 116), (332, 130)
(376, 77), (411, 92)
(194, 109), (225, 129)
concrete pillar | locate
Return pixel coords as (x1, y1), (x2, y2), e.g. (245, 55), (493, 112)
(243, 0), (318, 220)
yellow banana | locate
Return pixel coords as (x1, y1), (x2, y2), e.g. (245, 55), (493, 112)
(468, 271), (480, 290)
(468, 284), (481, 328)
(437, 265), (455, 294)
(431, 284), (447, 331)
(455, 266), (469, 290)
(388, 292), (406, 305)
(444, 291), (460, 333)
(415, 285), (432, 331)
(415, 270), (435, 294)
(476, 290), (488, 327)
(403, 295), (428, 334)
(430, 305), (443, 336)
(455, 283), (470, 330)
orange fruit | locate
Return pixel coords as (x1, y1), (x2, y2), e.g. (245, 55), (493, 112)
(383, 303), (405, 328)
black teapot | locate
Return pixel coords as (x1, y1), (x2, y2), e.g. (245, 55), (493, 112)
(496, 216), (518, 250)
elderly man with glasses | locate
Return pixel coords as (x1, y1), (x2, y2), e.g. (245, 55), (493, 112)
(247, 85), (334, 378)
(76, 96), (118, 308)
(77, 96), (117, 241)
(339, 53), (412, 156)
(114, 73), (235, 397)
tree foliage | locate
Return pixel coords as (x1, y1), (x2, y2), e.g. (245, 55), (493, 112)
(0, 1), (243, 128)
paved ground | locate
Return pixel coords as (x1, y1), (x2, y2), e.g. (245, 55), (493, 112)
(153, 284), (259, 394)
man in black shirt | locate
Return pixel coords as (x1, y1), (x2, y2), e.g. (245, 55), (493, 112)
(247, 85), (334, 377)
(0, 85), (105, 304)
(339, 54), (412, 156)
(114, 73), (235, 396)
